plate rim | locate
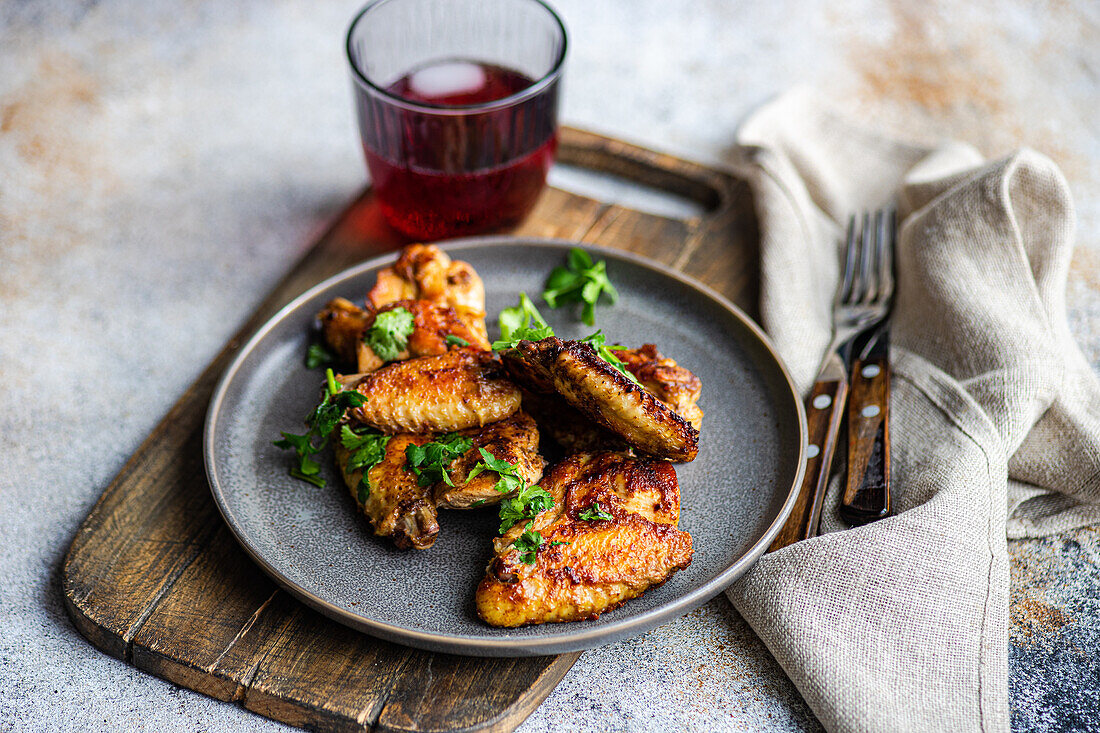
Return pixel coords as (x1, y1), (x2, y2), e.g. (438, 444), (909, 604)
(204, 236), (807, 656)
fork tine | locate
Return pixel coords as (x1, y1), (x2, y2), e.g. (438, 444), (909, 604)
(838, 214), (859, 304)
(858, 211), (875, 304)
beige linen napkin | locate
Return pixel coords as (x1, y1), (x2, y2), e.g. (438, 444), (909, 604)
(724, 90), (1100, 733)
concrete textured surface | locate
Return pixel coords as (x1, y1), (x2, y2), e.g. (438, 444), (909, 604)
(2, 1), (1099, 731)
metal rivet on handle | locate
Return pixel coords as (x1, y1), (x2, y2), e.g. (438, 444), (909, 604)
(812, 394), (831, 409)
(806, 444), (820, 458)
(861, 404), (880, 418)
(861, 364), (881, 378)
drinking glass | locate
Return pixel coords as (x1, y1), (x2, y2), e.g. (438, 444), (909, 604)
(346, 0), (567, 241)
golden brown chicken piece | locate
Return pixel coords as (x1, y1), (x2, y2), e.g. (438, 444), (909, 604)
(368, 244), (487, 338)
(317, 298), (489, 373)
(501, 338), (700, 462)
(335, 434), (439, 550)
(518, 389), (627, 454)
(348, 350), (521, 434)
(617, 344), (703, 430)
(436, 410), (546, 509)
(476, 452), (693, 627)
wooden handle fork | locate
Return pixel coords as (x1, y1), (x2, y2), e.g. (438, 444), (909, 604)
(769, 362), (848, 551)
(840, 328), (891, 525)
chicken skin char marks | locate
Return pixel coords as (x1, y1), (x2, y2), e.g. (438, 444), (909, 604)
(318, 297), (489, 374)
(336, 412), (544, 546)
(476, 451), (693, 627)
(436, 410), (545, 510)
(369, 243), (487, 336)
(347, 350), (522, 435)
(336, 433), (439, 550)
(501, 338), (700, 462)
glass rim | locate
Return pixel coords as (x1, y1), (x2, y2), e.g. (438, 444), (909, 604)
(345, 0), (568, 115)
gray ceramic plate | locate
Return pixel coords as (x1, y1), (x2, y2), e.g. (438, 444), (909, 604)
(205, 238), (806, 657)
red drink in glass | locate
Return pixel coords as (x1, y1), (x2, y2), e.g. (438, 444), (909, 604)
(363, 61), (558, 240)
(346, 0), (566, 241)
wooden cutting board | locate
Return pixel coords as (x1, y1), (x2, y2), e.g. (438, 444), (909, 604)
(61, 127), (758, 732)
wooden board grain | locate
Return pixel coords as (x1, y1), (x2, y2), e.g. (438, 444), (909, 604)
(61, 127), (758, 732)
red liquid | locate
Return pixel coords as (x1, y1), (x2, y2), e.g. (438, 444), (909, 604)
(360, 60), (558, 241)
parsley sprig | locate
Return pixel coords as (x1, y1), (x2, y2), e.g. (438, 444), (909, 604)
(340, 425), (390, 504)
(542, 248), (619, 326)
(274, 369), (368, 488)
(465, 447), (555, 558)
(491, 296), (640, 385)
(444, 334), (470, 348)
(305, 342), (335, 369)
(405, 433), (474, 488)
(498, 483), (554, 534)
(512, 522), (544, 564)
(492, 293), (554, 351)
(365, 307), (415, 362)
(581, 330), (640, 385)
(466, 447), (525, 495)
(579, 501), (613, 522)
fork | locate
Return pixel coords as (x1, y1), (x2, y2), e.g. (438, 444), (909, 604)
(769, 209), (895, 550)
(839, 210), (895, 525)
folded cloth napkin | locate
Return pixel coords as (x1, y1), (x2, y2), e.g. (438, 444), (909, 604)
(724, 90), (1100, 733)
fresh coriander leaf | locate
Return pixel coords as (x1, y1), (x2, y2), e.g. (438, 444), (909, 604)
(471, 499), (486, 508)
(273, 431), (314, 454)
(550, 540), (571, 547)
(444, 334), (470, 348)
(274, 369), (367, 489)
(498, 483), (554, 533)
(356, 479), (370, 505)
(512, 522), (544, 564)
(290, 466), (326, 488)
(305, 342), (335, 369)
(340, 425), (390, 475)
(404, 433), (472, 488)
(364, 307), (415, 362)
(309, 389), (367, 439)
(493, 293), (555, 351)
(578, 501), (613, 522)
(541, 248), (619, 326)
(581, 330), (641, 385)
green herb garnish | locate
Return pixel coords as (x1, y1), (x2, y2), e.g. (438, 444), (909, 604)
(405, 433), (474, 488)
(340, 425), (390, 503)
(274, 368), (368, 488)
(578, 501), (613, 522)
(305, 342), (335, 369)
(542, 248), (619, 326)
(512, 522), (544, 564)
(581, 330), (640, 385)
(463, 448), (553, 533)
(364, 307), (415, 361)
(444, 334), (470, 348)
(466, 447), (525, 495)
(498, 483), (554, 534)
(492, 293), (554, 351)
(550, 540), (571, 547)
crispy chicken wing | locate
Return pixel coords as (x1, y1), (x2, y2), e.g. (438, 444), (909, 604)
(518, 389), (626, 454)
(335, 434), (439, 550)
(502, 338), (700, 462)
(476, 452), (693, 627)
(318, 298), (489, 373)
(316, 297), (372, 370)
(436, 410), (545, 509)
(368, 245), (487, 338)
(348, 350), (521, 434)
(617, 344), (703, 430)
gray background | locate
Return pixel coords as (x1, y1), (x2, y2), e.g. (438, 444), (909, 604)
(2, 1), (1097, 731)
